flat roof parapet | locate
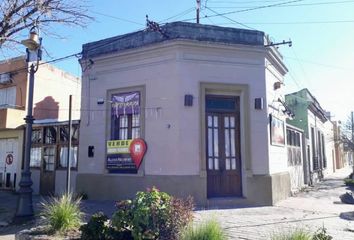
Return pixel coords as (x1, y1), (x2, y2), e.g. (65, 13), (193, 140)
(82, 22), (265, 59)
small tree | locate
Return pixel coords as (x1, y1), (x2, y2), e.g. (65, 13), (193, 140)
(341, 112), (354, 178)
(0, 0), (92, 50)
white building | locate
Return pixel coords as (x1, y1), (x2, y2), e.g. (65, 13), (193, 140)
(77, 22), (292, 206)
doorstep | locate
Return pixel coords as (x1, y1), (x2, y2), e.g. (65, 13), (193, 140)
(205, 197), (256, 209)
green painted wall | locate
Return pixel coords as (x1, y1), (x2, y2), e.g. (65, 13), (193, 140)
(286, 89), (310, 138)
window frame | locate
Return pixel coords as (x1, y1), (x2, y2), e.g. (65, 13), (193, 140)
(29, 123), (79, 171)
(30, 127), (43, 169)
(106, 86), (146, 175)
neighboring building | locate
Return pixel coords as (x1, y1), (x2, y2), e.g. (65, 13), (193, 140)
(286, 88), (335, 185)
(286, 124), (305, 192)
(0, 56), (80, 195)
(77, 22), (293, 206)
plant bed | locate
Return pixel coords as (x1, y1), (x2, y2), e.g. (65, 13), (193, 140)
(16, 193), (83, 240)
(80, 187), (194, 240)
(344, 178), (354, 187)
(16, 224), (81, 240)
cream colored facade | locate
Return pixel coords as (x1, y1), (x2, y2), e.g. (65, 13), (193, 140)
(0, 56), (80, 194)
(77, 23), (294, 206)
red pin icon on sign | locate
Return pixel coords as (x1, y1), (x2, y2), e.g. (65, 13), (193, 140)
(129, 138), (147, 169)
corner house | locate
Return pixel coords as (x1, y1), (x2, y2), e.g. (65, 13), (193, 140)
(77, 22), (291, 206)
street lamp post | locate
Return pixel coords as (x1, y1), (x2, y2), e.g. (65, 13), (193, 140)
(14, 26), (42, 221)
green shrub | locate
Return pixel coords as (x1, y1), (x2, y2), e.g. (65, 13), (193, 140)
(181, 219), (226, 240)
(80, 212), (109, 240)
(41, 193), (83, 233)
(111, 186), (194, 240)
(271, 229), (311, 240)
(312, 227), (332, 240)
(344, 178), (354, 186)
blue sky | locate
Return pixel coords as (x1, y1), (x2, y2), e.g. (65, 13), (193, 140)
(10, 0), (354, 121)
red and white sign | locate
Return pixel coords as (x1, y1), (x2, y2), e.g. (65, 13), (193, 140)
(5, 154), (13, 165)
(129, 138), (147, 169)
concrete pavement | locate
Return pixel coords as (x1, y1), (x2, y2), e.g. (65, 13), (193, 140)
(0, 167), (353, 239)
(196, 167), (354, 239)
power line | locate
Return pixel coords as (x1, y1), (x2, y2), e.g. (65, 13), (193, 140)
(90, 10), (144, 26)
(284, 56), (352, 71)
(205, 6), (257, 30)
(180, 0), (307, 22)
(208, 0), (354, 8)
(207, 0), (286, 4)
(226, 20), (354, 25)
(158, 7), (195, 23)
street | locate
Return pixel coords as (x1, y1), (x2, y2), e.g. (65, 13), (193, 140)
(0, 167), (353, 239)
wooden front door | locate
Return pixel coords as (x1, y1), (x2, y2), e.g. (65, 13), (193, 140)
(206, 96), (241, 197)
(40, 146), (56, 195)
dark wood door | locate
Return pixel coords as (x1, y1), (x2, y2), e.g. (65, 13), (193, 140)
(206, 96), (241, 197)
(40, 146), (56, 195)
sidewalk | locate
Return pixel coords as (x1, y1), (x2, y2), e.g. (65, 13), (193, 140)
(196, 167), (354, 239)
(0, 167), (353, 239)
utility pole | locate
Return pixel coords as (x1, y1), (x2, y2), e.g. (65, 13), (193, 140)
(196, 0), (201, 24)
(66, 95), (72, 193)
(351, 111), (354, 178)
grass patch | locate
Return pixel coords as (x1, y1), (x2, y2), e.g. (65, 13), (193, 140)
(41, 193), (83, 234)
(271, 229), (311, 240)
(181, 219), (226, 240)
(344, 178), (354, 187)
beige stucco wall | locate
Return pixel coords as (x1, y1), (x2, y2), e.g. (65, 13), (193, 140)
(32, 63), (81, 121)
(78, 40), (289, 205)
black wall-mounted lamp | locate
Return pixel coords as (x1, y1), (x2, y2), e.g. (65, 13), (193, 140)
(255, 98), (264, 110)
(184, 94), (193, 107)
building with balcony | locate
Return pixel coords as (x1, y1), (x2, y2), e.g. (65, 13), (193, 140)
(0, 56), (80, 195)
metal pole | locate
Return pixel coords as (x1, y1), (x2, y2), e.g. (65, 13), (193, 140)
(196, 0), (200, 24)
(66, 95), (72, 193)
(351, 111), (354, 177)
(14, 64), (35, 221)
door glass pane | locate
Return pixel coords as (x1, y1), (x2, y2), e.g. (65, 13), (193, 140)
(213, 116), (218, 127)
(231, 158), (236, 170)
(43, 147), (55, 171)
(214, 158), (219, 170)
(231, 129), (236, 156)
(224, 116), (229, 128)
(206, 97), (236, 111)
(226, 158), (231, 170)
(208, 128), (213, 157)
(208, 116), (212, 127)
(230, 116), (235, 128)
(208, 158), (213, 170)
(225, 128), (230, 157)
(213, 128), (219, 157)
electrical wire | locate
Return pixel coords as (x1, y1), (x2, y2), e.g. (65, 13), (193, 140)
(90, 10), (144, 26)
(208, 0), (354, 9)
(179, 0), (307, 22)
(225, 20), (354, 25)
(205, 6), (257, 30)
(158, 7), (195, 23)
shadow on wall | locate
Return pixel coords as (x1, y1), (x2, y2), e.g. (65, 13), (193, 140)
(33, 96), (59, 120)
